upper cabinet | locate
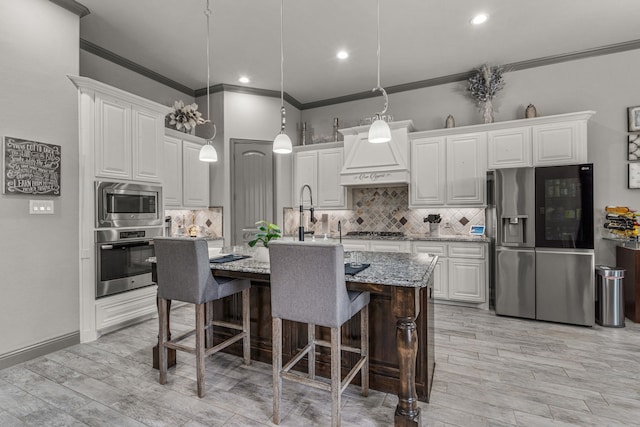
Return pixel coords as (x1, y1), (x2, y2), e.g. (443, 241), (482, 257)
(163, 129), (210, 208)
(532, 119), (587, 166)
(410, 132), (486, 207)
(293, 143), (347, 209)
(71, 76), (171, 184)
(487, 127), (531, 169)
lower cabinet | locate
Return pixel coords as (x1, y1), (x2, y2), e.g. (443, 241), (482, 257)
(341, 239), (410, 253)
(411, 241), (487, 305)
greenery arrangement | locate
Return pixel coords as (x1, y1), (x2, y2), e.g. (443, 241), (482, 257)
(467, 63), (505, 104)
(248, 220), (282, 248)
(168, 100), (205, 131)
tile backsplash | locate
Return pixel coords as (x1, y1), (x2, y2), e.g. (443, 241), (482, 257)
(165, 207), (223, 238)
(283, 186), (484, 237)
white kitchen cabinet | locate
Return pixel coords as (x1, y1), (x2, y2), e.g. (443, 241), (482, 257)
(369, 240), (410, 253)
(163, 130), (209, 208)
(533, 120), (587, 166)
(94, 92), (164, 182)
(341, 239), (369, 252)
(448, 258), (485, 303)
(182, 140), (210, 207)
(487, 127), (532, 169)
(293, 143), (348, 209)
(409, 137), (446, 207)
(411, 240), (487, 305)
(446, 132), (487, 205)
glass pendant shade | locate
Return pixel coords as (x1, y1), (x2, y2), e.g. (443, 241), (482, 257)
(199, 143), (218, 162)
(273, 132), (292, 154)
(368, 118), (391, 143)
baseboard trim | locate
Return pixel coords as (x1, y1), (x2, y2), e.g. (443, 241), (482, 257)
(0, 331), (80, 370)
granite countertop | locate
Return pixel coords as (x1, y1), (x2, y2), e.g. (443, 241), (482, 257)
(292, 233), (490, 243)
(165, 235), (223, 241)
(211, 251), (438, 288)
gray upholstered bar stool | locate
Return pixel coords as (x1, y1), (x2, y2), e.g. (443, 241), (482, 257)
(269, 241), (369, 427)
(154, 238), (251, 398)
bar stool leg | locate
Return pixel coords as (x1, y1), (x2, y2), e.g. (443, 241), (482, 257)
(272, 317), (283, 425)
(308, 323), (315, 379)
(195, 303), (206, 398)
(159, 297), (168, 385)
(242, 288), (251, 365)
(361, 306), (369, 397)
(331, 326), (341, 427)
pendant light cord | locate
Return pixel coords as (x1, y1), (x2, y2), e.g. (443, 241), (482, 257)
(373, 0), (388, 117)
(205, 0), (216, 141)
(279, 0), (286, 131)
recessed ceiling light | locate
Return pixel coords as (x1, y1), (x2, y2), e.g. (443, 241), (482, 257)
(238, 76), (250, 84)
(337, 50), (349, 60)
(470, 13), (488, 25)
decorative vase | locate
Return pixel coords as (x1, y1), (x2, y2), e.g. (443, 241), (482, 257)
(482, 100), (494, 124)
(445, 115), (455, 128)
(525, 104), (538, 118)
(254, 246), (270, 263)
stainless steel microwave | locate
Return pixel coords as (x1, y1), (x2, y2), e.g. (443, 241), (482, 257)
(95, 181), (163, 228)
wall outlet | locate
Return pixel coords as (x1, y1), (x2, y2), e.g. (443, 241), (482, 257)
(29, 200), (54, 215)
(444, 220), (451, 228)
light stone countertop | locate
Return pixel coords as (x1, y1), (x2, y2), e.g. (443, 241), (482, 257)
(287, 234), (490, 243)
(210, 251), (438, 288)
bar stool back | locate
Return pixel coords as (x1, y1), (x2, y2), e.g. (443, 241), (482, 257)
(269, 241), (369, 427)
(155, 238), (251, 398)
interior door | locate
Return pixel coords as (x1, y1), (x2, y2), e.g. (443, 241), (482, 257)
(232, 140), (274, 246)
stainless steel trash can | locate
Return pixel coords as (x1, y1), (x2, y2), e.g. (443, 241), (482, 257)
(595, 266), (625, 327)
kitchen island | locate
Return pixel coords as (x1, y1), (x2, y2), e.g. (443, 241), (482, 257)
(153, 251), (437, 426)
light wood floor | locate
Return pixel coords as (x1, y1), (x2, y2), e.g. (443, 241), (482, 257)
(1, 304), (639, 426)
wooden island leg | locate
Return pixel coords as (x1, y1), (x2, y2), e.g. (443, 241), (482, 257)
(392, 287), (421, 427)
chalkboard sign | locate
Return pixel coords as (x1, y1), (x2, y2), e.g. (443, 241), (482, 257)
(3, 136), (61, 196)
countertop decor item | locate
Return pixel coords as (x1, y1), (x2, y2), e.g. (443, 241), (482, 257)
(248, 220), (282, 248)
(445, 114), (455, 128)
(525, 104), (538, 118)
(168, 100), (204, 133)
(467, 63), (505, 124)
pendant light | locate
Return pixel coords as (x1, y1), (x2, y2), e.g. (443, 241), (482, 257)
(368, 0), (391, 144)
(199, 0), (218, 162)
(273, 0), (293, 154)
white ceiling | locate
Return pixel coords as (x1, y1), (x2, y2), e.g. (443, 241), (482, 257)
(78, 0), (640, 105)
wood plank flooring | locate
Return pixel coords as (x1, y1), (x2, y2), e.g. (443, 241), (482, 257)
(1, 304), (639, 426)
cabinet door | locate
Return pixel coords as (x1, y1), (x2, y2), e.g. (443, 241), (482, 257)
(182, 141), (209, 207)
(410, 137), (446, 206)
(317, 148), (345, 209)
(370, 241), (410, 253)
(95, 93), (131, 179)
(448, 258), (486, 303)
(532, 120), (586, 166)
(293, 151), (318, 206)
(132, 106), (163, 182)
(487, 127), (532, 169)
(162, 135), (182, 207)
(446, 133), (487, 205)
(432, 258), (448, 299)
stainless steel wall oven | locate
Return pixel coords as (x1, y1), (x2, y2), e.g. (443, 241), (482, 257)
(95, 227), (163, 298)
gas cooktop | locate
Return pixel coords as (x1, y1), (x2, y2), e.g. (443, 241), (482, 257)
(345, 231), (405, 237)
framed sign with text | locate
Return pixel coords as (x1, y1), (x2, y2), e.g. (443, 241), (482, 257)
(2, 136), (61, 195)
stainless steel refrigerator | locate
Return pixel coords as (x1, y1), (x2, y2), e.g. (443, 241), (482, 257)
(493, 164), (595, 326)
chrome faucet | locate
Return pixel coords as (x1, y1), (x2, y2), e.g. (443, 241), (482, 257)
(299, 184), (316, 241)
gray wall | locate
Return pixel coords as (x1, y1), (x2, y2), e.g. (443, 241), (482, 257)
(302, 49), (640, 265)
(80, 50), (195, 107)
(0, 0), (80, 357)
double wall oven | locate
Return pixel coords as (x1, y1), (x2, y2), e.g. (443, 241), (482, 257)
(95, 181), (163, 298)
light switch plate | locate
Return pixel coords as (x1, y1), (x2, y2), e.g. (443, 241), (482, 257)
(29, 200), (54, 214)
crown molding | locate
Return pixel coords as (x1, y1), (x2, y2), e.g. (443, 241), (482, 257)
(80, 38), (195, 97)
(49, 0), (90, 17)
(80, 35), (640, 111)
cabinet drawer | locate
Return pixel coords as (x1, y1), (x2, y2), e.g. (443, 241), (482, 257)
(411, 242), (447, 256)
(448, 243), (486, 259)
(370, 241), (410, 253)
